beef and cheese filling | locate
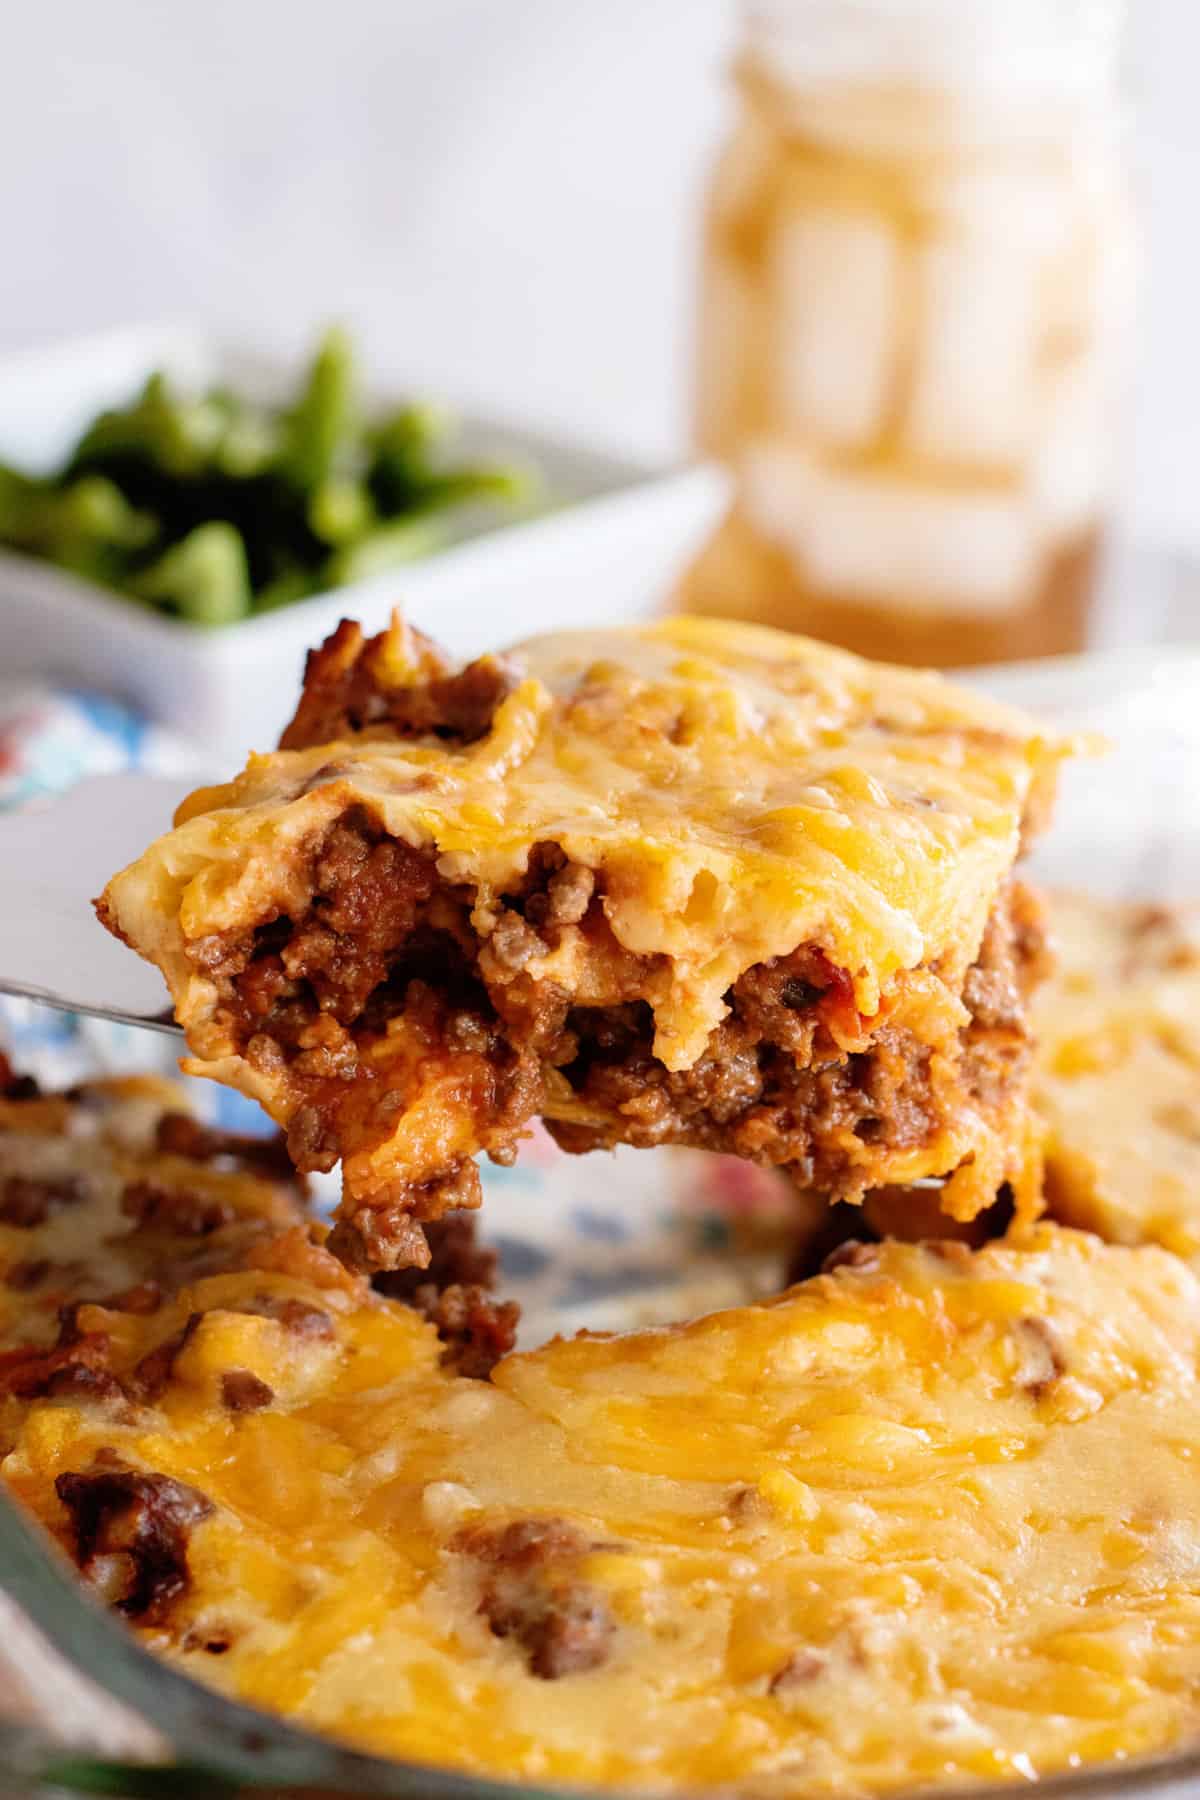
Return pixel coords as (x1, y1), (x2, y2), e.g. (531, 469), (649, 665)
(7, 1084), (1200, 1798)
(99, 615), (1067, 1269)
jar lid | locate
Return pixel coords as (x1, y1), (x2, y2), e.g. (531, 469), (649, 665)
(743, 0), (1125, 99)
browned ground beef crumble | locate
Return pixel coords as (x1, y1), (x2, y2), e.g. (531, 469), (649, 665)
(0, 1052), (40, 1101)
(454, 1516), (617, 1679)
(153, 1111), (299, 1183)
(220, 1369), (276, 1412)
(0, 1174), (84, 1229)
(375, 1211), (519, 1378)
(55, 1461), (213, 1623)
(278, 617), (518, 752)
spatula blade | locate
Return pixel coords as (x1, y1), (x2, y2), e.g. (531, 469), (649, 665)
(0, 773), (192, 1034)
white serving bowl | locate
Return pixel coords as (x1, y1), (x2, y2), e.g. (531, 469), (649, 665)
(0, 325), (726, 762)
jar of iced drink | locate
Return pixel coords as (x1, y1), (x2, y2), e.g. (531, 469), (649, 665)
(682, 0), (1133, 666)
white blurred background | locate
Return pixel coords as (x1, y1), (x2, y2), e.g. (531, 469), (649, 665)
(1, 0), (1196, 548)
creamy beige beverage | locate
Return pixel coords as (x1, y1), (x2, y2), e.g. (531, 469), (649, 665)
(684, 0), (1133, 666)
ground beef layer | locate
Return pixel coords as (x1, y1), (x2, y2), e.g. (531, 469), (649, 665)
(193, 784), (1045, 1269)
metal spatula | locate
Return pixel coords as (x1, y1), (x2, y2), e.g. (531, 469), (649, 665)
(0, 772), (193, 1035)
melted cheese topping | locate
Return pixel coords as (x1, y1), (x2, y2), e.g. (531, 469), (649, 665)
(1035, 893), (1200, 1260)
(102, 616), (1064, 1072)
(8, 1197), (1200, 1793)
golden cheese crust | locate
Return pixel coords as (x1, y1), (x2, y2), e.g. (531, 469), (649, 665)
(98, 615), (1065, 1266)
(5, 1080), (1200, 1797)
(1035, 892), (1200, 1259)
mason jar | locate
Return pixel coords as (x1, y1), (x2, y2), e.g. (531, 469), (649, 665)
(681, 0), (1134, 666)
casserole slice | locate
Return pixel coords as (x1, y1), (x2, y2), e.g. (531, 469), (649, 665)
(99, 614), (1064, 1269)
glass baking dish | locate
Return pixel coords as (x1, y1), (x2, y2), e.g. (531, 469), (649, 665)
(3, 644), (1200, 1800)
